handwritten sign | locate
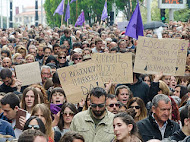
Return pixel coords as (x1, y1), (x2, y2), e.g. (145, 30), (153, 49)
(15, 62), (42, 86)
(92, 53), (133, 83)
(134, 36), (188, 76)
(57, 61), (104, 103)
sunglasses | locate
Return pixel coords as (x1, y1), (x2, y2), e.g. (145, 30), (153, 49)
(28, 125), (40, 130)
(62, 112), (74, 116)
(91, 103), (105, 108)
(129, 106), (140, 109)
(74, 58), (82, 60)
(58, 56), (66, 59)
(108, 103), (120, 107)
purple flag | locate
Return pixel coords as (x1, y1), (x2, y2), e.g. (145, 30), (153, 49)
(53, 0), (65, 16)
(125, 1), (144, 39)
(65, 3), (70, 21)
(101, 1), (108, 21)
(75, 11), (85, 27)
(70, 0), (76, 3)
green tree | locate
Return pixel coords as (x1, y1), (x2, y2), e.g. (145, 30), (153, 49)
(174, 6), (190, 22)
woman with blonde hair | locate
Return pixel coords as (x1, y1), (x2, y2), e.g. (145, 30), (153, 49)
(31, 103), (54, 142)
(17, 46), (27, 58)
(12, 53), (23, 64)
(127, 97), (147, 122)
(25, 54), (35, 63)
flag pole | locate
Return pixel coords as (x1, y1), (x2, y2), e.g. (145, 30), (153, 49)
(76, 0), (78, 21)
(67, 0), (69, 27)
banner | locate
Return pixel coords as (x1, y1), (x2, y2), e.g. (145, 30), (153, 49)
(134, 36), (188, 76)
(15, 62), (42, 86)
(92, 53), (133, 83)
(57, 61), (104, 103)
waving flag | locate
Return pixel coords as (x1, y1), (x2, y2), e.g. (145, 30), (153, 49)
(65, 2), (70, 21)
(53, 0), (65, 16)
(125, 0), (144, 39)
(75, 11), (85, 27)
(101, 1), (108, 21)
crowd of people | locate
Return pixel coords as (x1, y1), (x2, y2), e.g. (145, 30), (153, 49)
(0, 19), (189, 142)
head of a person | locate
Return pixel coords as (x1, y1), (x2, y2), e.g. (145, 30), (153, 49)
(152, 94), (171, 124)
(2, 57), (12, 68)
(53, 43), (60, 55)
(17, 46), (27, 58)
(0, 68), (13, 86)
(106, 94), (120, 114)
(23, 116), (46, 134)
(21, 87), (39, 111)
(31, 103), (52, 137)
(95, 38), (103, 50)
(50, 87), (67, 105)
(13, 53), (23, 64)
(41, 65), (52, 84)
(127, 97), (147, 121)
(18, 129), (48, 142)
(158, 80), (170, 96)
(161, 75), (171, 86)
(43, 46), (52, 57)
(59, 131), (84, 142)
(28, 46), (37, 57)
(25, 54), (35, 63)
(64, 28), (71, 38)
(90, 87), (107, 119)
(115, 85), (133, 105)
(72, 53), (83, 64)
(141, 74), (152, 87)
(45, 55), (57, 66)
(180, 105), (189, 127)
(174, 85), (188, 99)
(57, 51), (67, 64)
(113, 112), (138, 141)
(0, 93), (20, 120)
(58, 103), (78, 130)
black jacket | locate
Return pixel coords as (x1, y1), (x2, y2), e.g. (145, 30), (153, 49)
(137, 114), (180, 142)
(170, 129), (187, 141)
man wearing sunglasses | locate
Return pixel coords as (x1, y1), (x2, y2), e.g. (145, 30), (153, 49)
(70, 87), (114, 142)
(106, 94), (120, 114)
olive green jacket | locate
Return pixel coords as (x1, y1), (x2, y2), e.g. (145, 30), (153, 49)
(70, 108), (115, 142)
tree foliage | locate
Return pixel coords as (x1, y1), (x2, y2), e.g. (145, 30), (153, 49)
(174, 6), (190, 22)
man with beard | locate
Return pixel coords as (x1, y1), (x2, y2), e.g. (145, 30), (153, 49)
(0, 68), (22, 93)
(70, 87), (114, 142)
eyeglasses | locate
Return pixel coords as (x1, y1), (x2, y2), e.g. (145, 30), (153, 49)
(108, 103), (120, 107)
(58, 56), (66, 59)
(91, 103), (105, 108)
(28, 125), (40, 130)
(74, 58), (82, 61)
(129, 106), (140, 109)
(62, 112), (74, 117)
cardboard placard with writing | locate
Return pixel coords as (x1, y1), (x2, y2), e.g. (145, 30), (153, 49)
(57, 60), (104, 104)
(15, 62), (42, 86)
(91, 53), (133, 83)
(134, 36), (188, 76)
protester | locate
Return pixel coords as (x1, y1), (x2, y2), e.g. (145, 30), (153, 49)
(70, 87), (115, 142)
(112, 112), (142, 142)
(137, 94), (180, 141)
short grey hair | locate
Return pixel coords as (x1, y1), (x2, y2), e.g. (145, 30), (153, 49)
(152, 94), (171, 108)
(41, 65), (52, 74)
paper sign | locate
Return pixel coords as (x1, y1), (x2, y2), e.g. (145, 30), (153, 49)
(91, 53), (133, 83)
(15, 62), (42, 86)
(134, 36), (188, 76)
(57, 60), (104, 103)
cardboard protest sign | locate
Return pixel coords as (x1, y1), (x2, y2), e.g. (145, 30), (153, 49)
(92, 53), (133, 83)
(57, 60), (104, 103)
(15, 62), (42, 86)
(134, 36), (188, 76)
